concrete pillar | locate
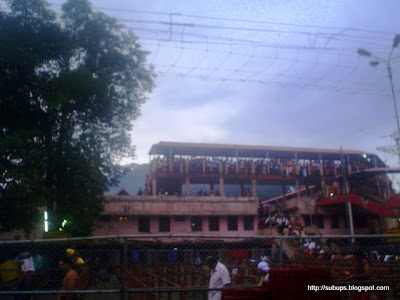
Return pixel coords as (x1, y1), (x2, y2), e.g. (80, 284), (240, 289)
(321, 178), (326, 197)
(296, 178), (301, 201)
(152, 178), (157, 196)
(185, 177), (190, 196)
(252, 178), (257, 197)
(219, 177), (225, 196)
(281, 184), (286, 205)
(185, 160), (189, 173)
(240, 182), (244, 196)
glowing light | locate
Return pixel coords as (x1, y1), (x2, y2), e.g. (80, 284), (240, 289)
(330, 193), (334, 197)
(44, 211), (48, 232)
(363, 154), (367, 158)
(62, 220), (67, 227)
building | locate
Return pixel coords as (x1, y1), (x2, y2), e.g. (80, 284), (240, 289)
(95, 141), (400, 238)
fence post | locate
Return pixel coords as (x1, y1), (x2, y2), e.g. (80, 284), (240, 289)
(124, 237), (128, 300)
(279, 238), (283, 268)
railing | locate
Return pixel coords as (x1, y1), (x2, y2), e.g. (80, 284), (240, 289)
(1, 234), (400, 299)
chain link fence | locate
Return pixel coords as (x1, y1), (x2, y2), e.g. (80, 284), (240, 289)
(1, 234), (400, 299)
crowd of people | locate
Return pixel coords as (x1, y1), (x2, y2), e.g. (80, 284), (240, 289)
(259, 211), (306, 237)
(150, 156), (373, 178)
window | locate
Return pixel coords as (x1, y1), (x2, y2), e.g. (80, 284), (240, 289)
(174, 216), (185, 222)
(303, 215), (324, 229)
(228, 216), (238, 231)
(209, 216), (220, 231)
(191, 216), (202, 232)
(315, 215), (324, 229)
(138, 216), (150, 232)
(353, 215), (368, 228)
(243, 216), (254, 231)
(303, 215), (312, 226)
(159, 216), (170, 232)
(331, 215), (339, 229)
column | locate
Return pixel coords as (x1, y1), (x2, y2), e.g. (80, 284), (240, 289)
(185, 177), (190, 196)
(219, 177), (225, 196)
(319, 162), (324, 176)
(321, 177), (326, 198)
(240, 182), (244, 197)
(281, 184), (286, 200)
(152, 178), (157, 196)
(296, 178), (301, 201)
(252, 178), (257, 197)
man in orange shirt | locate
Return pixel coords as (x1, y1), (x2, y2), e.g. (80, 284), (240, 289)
(58, 256), (77, 300)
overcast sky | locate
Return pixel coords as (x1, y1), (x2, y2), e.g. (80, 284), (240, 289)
(47, 1), (400, 166)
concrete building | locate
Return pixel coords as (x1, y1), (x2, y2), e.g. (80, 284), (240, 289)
(95, 141), (400, 238)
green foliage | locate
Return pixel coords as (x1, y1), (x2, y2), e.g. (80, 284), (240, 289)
(0, 0), (154, 236)
(393, 34), (400, 48)
(357, 48), (371, 57)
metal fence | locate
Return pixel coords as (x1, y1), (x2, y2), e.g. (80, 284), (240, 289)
(1, 234), (400, 299)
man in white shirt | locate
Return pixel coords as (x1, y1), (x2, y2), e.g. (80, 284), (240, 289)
(15, 251), (35, 299)
(206, 255), (231, 300)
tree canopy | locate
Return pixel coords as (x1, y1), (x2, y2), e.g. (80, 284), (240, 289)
(0, 0), (154, 236)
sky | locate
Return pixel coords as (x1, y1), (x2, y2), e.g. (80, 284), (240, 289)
(33, 1), (400, 167)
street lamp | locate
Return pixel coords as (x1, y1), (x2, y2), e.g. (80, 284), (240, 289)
(357, 34), (400, 164)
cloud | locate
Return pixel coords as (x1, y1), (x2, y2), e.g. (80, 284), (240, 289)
(129, 89), (244, 163)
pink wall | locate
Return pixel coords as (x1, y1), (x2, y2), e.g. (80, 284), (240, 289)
(93, 215), (257, 236)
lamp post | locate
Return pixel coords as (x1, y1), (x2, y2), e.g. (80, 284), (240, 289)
(357, 34), (400, 164)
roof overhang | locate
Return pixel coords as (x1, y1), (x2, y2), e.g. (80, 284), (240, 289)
(317, 194), (399, 217)
(148, 141), (379, 162)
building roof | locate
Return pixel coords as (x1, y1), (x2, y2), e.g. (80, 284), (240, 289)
(148, 141), (380, 161)
(317, 193), (398, 217)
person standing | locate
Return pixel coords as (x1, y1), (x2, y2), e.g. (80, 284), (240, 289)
(15, 251), (35, 300)
(206, 255), (231, 300)
(257, 261), (270, 287)
(57, 256), (77, 300)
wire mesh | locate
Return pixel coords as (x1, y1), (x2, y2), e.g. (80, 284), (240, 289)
(0, 234), (399, 299)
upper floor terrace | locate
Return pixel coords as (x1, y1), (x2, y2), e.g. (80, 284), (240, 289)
(145, 141), (388, 196)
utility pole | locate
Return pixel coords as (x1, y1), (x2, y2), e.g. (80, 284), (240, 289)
(358, 34), (400, 164)
(341, 147), (355, 244)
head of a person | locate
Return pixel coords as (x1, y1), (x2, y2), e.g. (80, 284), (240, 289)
(59, 255), (74, 272)
(206, 255), (218, 270)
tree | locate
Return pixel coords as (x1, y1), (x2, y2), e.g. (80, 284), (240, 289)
(0, 0), (154, 236)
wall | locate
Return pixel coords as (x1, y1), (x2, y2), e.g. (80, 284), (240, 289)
(93, 215), (257, 236)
